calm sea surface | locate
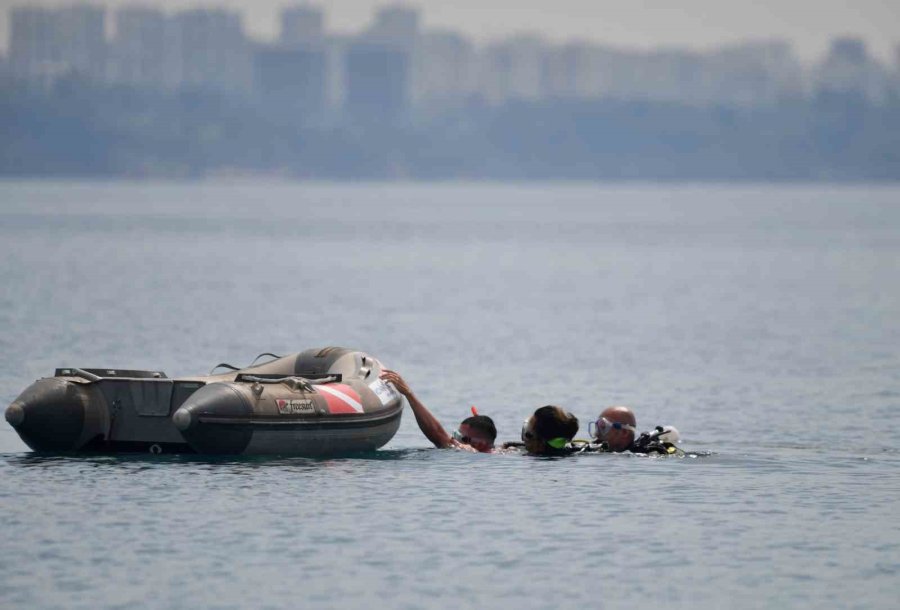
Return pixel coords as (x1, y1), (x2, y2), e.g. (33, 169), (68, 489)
(1, 181), (899, 609)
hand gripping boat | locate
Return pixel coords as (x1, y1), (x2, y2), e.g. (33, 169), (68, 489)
(5, 347), (404, 456)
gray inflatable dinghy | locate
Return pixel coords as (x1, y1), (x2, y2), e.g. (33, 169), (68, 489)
(5, 347), (403, 456)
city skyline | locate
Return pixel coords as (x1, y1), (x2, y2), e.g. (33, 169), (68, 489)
(0, 0), (898, 62)
(6, 3), (895, 108)
(3, 1), (898, 181)
(5, 3), (896, 109)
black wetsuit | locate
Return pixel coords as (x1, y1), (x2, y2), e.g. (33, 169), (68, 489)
(503, 428), (681, 456)
(572, 431), (680, 455)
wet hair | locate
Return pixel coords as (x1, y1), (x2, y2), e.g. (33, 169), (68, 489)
(461, 415), (497, 442)
(532, 406), (579, 443)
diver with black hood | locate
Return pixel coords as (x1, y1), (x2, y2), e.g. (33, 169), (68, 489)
(504, 405), (580, 455)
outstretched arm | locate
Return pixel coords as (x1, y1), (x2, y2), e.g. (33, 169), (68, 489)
(380, 370), (453, 449)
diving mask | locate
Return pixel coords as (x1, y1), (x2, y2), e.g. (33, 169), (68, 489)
(589, 416), (637, 440)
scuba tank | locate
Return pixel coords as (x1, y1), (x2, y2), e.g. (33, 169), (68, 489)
(571, 424), (683, 455)
(631, 425), (682, 455)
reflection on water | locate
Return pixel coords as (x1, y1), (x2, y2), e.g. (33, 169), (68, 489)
(1, 449), (439, 478)
(2, 446), (714, 469)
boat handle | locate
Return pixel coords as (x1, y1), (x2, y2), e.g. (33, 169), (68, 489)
(57, 368), (102, 382)
(240, 375), (339, 392)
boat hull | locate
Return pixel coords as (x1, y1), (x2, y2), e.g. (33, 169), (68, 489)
(5, 347), (404, 456)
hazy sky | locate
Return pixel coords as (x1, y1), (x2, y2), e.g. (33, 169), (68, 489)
(2, 0), (898, 62)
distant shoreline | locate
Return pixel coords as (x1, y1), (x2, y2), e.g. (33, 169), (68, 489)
(3, 87), (898, 182)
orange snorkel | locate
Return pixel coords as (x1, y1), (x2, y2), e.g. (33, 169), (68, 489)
(471, 406), (479, 416)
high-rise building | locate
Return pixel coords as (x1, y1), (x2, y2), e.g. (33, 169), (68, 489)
(345, 40), (410, 119)
(265, 4), (330, 117)
(815, 37), (890, 103)
(169, 9), (251, 95)
(343, 5), (419, 119)
(58, 4), (106, 80)
(542, 44), (578, 99)
(254, 45), (327, 118)
(703, 41), (804, 106)
(543, 41), (802, 106)
(894, 44), (900, 99)
(9, 7), (56, 82)
(367, 5), (420, 47)
(830, 38), (868, 65)
(280, 5), (324, 46)
(323, 36), (348, 113)
(478, 35), (546, 104)
(635, 50), (706, 104)
(111, 7), (166, 89)
(542, 43), (631, 100)
(9, 5), (106, 85)
(0, 52), (9, 87)
(413, 30), (476, 108)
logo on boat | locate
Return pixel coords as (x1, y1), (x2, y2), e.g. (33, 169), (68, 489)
(316, 384), (365, 414)
(369, 379), (399, 406)
(276, 399), (315, 415)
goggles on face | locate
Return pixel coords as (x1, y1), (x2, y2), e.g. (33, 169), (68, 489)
(589, 417), (637, 440)
(521, 420), (569, 450)
(453, 428), (493, 447)
(452, 429), (471, 444)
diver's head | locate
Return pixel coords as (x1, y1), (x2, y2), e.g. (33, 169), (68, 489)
(589, 406), (637, 452)
(454, 414), (497, 453)
(521, 406), (579, 455)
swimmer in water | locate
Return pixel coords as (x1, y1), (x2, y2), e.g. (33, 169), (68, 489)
(588, 405), (681, 455)
(588, 405), (637, 452)
(380, 370), (497, 453)
(515, 405), (580, 456)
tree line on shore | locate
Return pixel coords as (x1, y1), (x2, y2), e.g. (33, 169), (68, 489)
(2, 82), (898, 181)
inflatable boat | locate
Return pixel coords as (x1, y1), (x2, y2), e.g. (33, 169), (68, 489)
(5, 347), (403, 456)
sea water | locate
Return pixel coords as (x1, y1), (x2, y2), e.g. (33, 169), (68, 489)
(1, 181), (898, 609)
